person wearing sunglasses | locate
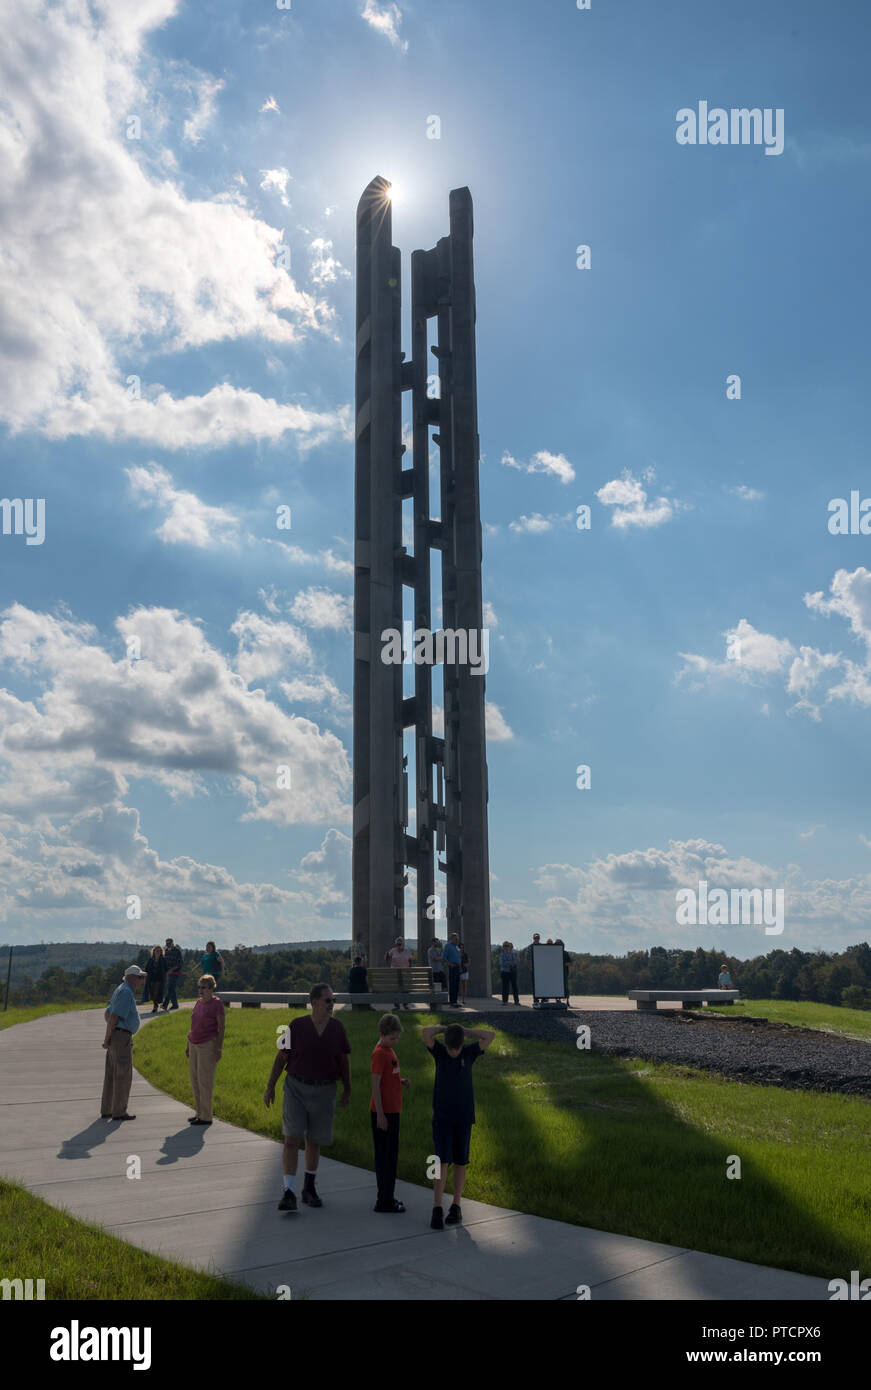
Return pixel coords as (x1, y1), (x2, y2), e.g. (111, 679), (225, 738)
(185, 974), (225, 1125)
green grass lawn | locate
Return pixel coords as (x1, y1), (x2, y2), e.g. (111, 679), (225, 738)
(705, 998), (871, 1039)
(133, 1007), (871, 1279)
(0, 1002), (104, 1032)
(0, 1179), (264, 1299)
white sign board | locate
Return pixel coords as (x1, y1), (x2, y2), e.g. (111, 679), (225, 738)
(532, 943), (566, 998)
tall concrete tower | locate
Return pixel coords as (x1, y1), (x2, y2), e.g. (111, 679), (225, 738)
(352, 178), (491, 996)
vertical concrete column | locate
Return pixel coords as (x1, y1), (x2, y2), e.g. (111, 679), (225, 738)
(411, 248), (436, 957)
(445, 188), (491, 998)
(353, 178), (404, 970)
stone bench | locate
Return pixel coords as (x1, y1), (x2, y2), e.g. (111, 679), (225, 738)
(218, 969), (449, 1012)
(628, 989), (740, 1013)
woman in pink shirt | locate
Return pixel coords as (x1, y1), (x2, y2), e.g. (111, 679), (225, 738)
(185, 974), (225, 1125)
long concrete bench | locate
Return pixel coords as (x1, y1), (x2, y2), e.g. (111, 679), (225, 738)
(628, 989), (740, 1012)
(218, 968), (449, 1011)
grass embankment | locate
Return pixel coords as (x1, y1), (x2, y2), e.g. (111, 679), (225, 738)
(0, 1002), (104, 1032)
(705, 998), (871, 1039)
(0, 1180), (263, 1299)
(134, 1007), (871, 1279)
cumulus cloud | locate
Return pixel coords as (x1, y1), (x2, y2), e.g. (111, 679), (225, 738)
(127, 463), (239, 547)
(804, 568), (871, 651)
(361, 1), (408, 51)
(485, 702), (514, 742)
(678, 619), (796, 688)
(501, 450), (575, 484)
(677, 569), (871, 721)
(509, 513), (555, 534)
(259, 167), (292, 206)
(290, 588), (353, 631)
(0, 603), (349, 829)
(309, 237), (351, 286)
(596, 469), (683, 529)
(0, 2), (343, 446)
(281, 674), (351, 722)
(296, 828), (352, 914)
(0, 794), (363, 941)
(230, 611), (313, 684)
(521, 836), (871, 952)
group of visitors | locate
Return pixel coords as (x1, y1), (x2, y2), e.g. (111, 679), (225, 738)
(140, 938), (225, 1014)
(423, 935), (470, 1005)
(380, 934), (470, 1006)
(100, 942), (227, 1122)
(263, 983), (494, 1225)
(101, 967), (494, 1225)
(348, 936), (472, 1008)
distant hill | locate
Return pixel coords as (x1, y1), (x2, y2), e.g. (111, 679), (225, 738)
(0, 938), (373, 984)
(0, 941), (148, 986)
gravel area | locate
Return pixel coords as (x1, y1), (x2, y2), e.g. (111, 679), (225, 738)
(473, 1008), (871, 1099)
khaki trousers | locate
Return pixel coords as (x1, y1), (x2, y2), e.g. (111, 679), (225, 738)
(101, 1029), (133, 1116)
(189, 1038), (220, 1121)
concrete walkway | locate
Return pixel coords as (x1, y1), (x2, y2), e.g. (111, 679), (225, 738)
(0, 1008), (831, 1300)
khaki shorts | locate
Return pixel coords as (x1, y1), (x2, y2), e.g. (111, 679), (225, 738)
(283, 1076), (337, 1145)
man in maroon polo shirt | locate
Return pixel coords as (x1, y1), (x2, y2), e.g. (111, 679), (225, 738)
(264, 982), (351, 1212)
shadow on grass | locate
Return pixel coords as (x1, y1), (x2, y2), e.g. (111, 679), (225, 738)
(133, 1007), (864, 1292)
(477, 1028), (862, 1282)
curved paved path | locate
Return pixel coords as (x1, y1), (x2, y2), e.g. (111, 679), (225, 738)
(0, 1007), (831, 1300)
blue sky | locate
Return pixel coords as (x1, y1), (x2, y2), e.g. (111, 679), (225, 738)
(1, 0), (870, 957)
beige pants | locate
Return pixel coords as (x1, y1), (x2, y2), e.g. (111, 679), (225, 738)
(189, 1038), (220, 1121)
(101, 1029), (133, 1117)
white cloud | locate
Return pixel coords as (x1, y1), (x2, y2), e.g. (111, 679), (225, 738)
(0, 604), (349, 832)
(521, 836), (871, 951)
(43, 383), (349, 451)
(509, 513), (553, 534)
(290, 588), (353, 631)
(678, 619), (796, 688)
(127, 463), (239, 547)
(482, 602), (499, 629)
(361, 1), (408, 51)
(501, 450), (575, 484)
(309, 237), (351, 286)
(183, 75), (224, 144)
(268, 539), (354, 578)
(260, 95), (280, 114)
(727, 484), (765, 502)
(0, 3), (341, 446)
(804, 568), (871, 651)
(281, 675), (351, 722)
(231, 611), (313, 684)
(260, 166), (292, 206)
(677, 569), (871, 721)
(596, 469), (683, 529)
(296, 828), (352, 914)
(485, 702), (514, 742)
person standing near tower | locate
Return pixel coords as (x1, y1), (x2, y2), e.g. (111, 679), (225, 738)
(263, 984), (351, 1212)
(101, 965), (146, 1121)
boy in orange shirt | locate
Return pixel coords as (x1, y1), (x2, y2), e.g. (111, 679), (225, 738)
(370, 1013), (410, 1213)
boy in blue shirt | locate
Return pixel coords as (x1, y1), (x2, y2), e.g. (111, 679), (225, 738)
(422, 1021), (494, 1229)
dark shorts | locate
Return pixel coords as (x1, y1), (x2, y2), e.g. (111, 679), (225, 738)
(432, 1115), (473, 1166)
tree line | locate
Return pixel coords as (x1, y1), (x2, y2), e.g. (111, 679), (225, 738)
(5, 940), (871, 1010)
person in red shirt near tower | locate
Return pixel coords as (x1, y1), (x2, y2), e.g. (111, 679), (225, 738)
(370, 1013), (410, 1213)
